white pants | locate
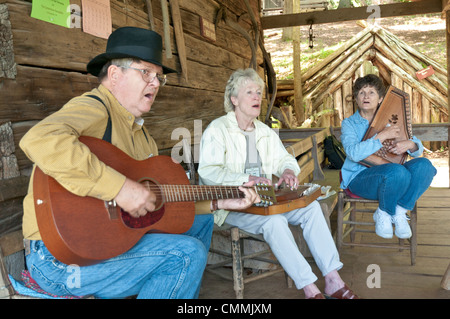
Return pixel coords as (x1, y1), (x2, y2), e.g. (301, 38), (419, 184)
(224, 200), (343, 289)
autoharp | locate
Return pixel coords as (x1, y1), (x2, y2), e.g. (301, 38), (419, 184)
(237, 184), (321, 216)
(360, 86), (413, 167)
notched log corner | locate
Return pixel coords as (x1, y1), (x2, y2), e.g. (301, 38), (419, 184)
(0, 4), (17, 79)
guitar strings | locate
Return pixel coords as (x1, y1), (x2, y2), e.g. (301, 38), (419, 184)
(140, 183), (247, 202)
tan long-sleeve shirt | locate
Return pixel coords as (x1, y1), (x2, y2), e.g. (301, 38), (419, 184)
(20, 85), (160, 240)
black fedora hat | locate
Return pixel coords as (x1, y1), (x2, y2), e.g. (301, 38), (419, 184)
(87, 27), (176, 76)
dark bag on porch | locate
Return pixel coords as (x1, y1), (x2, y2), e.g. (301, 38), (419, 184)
(324, 135), (346, 169)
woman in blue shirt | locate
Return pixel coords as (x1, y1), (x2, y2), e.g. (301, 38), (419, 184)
(340, 74), (436, 239)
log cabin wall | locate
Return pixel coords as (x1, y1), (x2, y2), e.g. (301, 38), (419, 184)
(0, 0), (264, 235)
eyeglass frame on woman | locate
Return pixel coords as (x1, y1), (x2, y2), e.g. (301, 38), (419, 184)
(120, 66), (167, 86)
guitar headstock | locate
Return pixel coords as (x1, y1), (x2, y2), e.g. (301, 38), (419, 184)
(254, 184), (277, 207)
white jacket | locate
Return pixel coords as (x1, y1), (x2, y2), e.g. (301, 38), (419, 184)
(198, 111), (301, 225)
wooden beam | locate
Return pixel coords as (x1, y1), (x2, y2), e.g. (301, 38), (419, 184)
(443, 0), (450, 14)
(280, 123), (450, 143)
(169, 0), (188, 81)
(446, 8), (450, 189)
(160, 0), (172, 58)
(293, 1), (303, 124)
(261, 0), (443, 29)
(145, 0), (155, 30)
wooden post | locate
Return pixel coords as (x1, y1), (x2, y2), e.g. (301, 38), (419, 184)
(145, 0), (155, 30)
(311, 136), (325, 180)
(160, 0), (172, 59)
(293, 1), (304, 125)
(169, 0), (188, 82)
(231, 227), (244, 299)
(446, 5), (450, 187)
(282, 0), (293, 41)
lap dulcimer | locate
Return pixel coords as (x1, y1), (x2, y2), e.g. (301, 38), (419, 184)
(238, 184), (321, 216)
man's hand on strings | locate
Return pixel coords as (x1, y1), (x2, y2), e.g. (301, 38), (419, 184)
(114, 178), (157, 218)
(218, 181), (261, 211)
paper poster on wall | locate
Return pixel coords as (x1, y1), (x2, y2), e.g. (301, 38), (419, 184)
(81, 0), (112, 39)
(31, 0), (71, 28)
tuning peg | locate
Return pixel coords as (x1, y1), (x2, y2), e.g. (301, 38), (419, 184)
(260, 200), (274, 207)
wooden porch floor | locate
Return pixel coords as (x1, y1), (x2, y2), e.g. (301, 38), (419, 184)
(199, 187), (450, 299)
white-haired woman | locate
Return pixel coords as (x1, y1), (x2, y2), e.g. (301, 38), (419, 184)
(198, 68), (358, 299)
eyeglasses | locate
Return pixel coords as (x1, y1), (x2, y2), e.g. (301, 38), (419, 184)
(120, 66), (167, 86)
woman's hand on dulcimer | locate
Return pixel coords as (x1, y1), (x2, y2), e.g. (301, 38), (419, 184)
(387, 140), (418, 155)
(275, 169), (299, 190)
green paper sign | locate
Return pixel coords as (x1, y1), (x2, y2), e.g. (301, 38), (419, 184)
(31, 0), (71, 28)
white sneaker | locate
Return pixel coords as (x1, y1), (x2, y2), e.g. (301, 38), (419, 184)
(373, 208), (393, 239)
(393, 211), (412, 239)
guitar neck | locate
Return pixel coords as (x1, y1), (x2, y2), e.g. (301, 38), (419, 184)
(160, 185), (245, 202)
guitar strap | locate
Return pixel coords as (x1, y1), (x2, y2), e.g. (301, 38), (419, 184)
(86, 95), (150, 145)
(86, 95), (112, 143)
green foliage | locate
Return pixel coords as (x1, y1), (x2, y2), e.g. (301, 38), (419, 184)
(270, 117), (281, 128)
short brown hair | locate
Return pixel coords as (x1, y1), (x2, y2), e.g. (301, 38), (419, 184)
(353, 74), (386, 100)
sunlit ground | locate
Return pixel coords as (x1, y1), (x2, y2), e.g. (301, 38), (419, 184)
(264, 14), (446, 80)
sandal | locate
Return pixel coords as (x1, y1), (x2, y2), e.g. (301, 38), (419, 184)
(327, 284), (359, 299)
(308, 293), (326, 299)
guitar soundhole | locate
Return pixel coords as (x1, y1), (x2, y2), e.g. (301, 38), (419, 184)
(121, 178), (165, 229)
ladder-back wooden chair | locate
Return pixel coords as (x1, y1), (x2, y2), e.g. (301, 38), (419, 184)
(206, 225), (295, 299)
(181, 140), (294, 299)
(336, 187), (417, 266)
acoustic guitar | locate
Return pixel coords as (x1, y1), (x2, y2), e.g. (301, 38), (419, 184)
(33, 136), (319, 266)
(33, 136), (279, 266)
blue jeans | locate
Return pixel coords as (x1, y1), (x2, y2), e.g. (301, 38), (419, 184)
(26, 214), (213, 299)
(348, 157), (436, 215)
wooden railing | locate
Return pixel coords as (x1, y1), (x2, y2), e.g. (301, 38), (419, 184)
(280, 123), (450, 186)
(281, 127), (330, 184)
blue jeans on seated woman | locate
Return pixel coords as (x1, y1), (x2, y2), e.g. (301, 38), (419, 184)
(347, 157), (436, 215)
(25, 214), (213, 299)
